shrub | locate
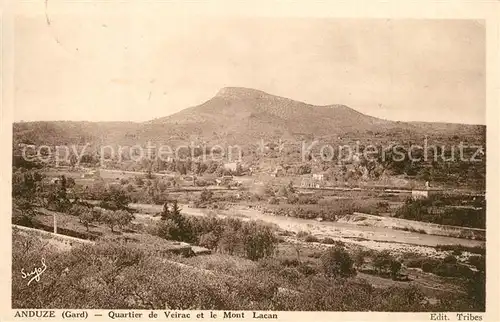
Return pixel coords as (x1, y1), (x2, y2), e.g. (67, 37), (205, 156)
(280, 258), (300, 267)
(434, 263), (473, 278)
(468, 255), (485, 272)
(296, 231), (310, 239)
(372, 250), (401, 278)
(353, 250), (366, 268)
(12, 198), (36, 227)
(307, 251), (323, 259)
(320, 246), (356, 278)
(198, 232), (219, 250)
(321, 237), (336, 245)
(155, 219), (181, 240)
(99, 209), (134, 232)
(297, 262), (319, 276)
(395, 198), (486, 229)
(436, 244), (485, 255)
(200, 188), (214, 203)
(421, 261), (435, 273)
(304, 235), (319, 243)
(443, 254), (458, 264)
(268, 197), (280, 205)
(241, 222), (277, 261)
(78, 208), (95, 231)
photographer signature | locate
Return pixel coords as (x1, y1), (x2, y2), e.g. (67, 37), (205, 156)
(21, 258), (47, 286)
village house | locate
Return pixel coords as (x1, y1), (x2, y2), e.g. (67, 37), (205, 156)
(411, 187), (442, 200)
(223, 162), (238, 172)
(81, 170), (97, 179)
(17, 143), (36, 149)
(300, 177), (324, 189)
(411, 189), (430, 199)
(312, 173), (324, 181)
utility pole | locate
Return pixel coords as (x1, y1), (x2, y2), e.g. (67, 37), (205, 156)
(53, 213), (57, 234)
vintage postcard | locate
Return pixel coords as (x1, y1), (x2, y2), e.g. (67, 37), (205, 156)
(1, 0), (499, 321)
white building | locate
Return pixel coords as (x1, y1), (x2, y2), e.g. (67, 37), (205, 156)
(312, 174), (324, 181)
(223, 162), (238, 172)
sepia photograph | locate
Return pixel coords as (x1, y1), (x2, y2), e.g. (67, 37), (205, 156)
(4, 1), (496, 318)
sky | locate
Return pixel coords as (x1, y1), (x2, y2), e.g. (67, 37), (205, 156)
(14, 11), (485, 124)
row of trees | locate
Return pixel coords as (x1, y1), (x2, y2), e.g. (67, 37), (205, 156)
(68, 204), (134, 232)
(395, 197), (486, 229)
(152, 203), (277, 261)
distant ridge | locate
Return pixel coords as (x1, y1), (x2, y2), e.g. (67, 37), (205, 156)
(13, 87), (485, 146)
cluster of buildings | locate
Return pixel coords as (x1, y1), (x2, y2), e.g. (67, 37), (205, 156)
(300, 174), (325, 189)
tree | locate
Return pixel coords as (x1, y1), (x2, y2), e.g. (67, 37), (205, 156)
(276, 185), (289, 198)
(156, 200), (192, 242)
(176, 161), (187, 175)
(12, 197), (36, 227)
(198, 232), (219, 250)
(390, 260), (402, 279)
(468, 255), (485, 272)
(235, 163), (243, 176)
(156, 219), (180, 241)
(240, 222), (277, 261)
(170, 200), (182, 222)
(99, 187), (131, 211)
(373, 250), (401, 279)
(354, 250), (366, 268)
(100, 210), (128, 232)
(200, 188), (213, 203)
(79, 208), (95, 231)
(218, 229), (242, 255)
(66, 177), (76, 188)
(115, 210), (134, 230)
(320, 246), (356, 278)
(134, 176), (145, 186)
(126, 184), (134, 192)
(160, 201), (171, 221)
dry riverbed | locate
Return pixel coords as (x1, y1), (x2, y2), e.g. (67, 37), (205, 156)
(129, 203), (485, 259)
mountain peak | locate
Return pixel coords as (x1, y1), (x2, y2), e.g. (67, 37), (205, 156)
(215, 87), (269, 99)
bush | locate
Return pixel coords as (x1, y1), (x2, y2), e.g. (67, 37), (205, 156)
(296, 231), (310, 239)
(436, 244), (485, 255)
(434, 263), (473, 278)
(100, 209), (134, 232)
(280, 258), (300, 267)
(12, 198), (36, 227)
(421, 261), (435, 273)
(321, 237), (336, 245)
(320, 246), (356, 278)
(395, 197), (486, 229)
(468, 255), (485, 272)
(241, 222), (277, 261)
(268, 197), (280, 205)
(372, 250), (401, 278)
(304, 235), (319, 243)
(297, 262), (319, 276)
(198, 232), (219, 250)
(200, 188), (214, 203)
(443, 254), (458, 264)
(353, 250), (366, 268)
